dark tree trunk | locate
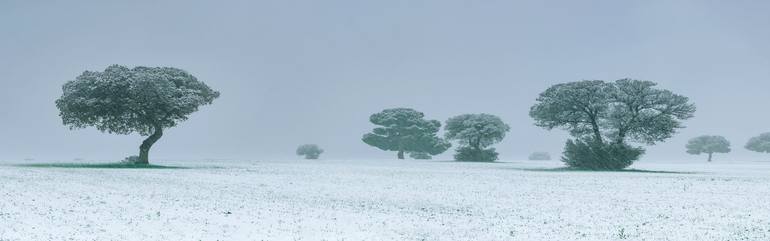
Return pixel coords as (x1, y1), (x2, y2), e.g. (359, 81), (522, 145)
(138, 124), (163, 165)
(708, 152), (712, 162)
(397, 150), (405, 159)
(587, 114), (604, 144)
(591, 123), (603, 144)
(469, 136), (481, 161)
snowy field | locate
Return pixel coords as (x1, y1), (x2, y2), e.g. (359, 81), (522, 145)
(1, 159), (770, 241)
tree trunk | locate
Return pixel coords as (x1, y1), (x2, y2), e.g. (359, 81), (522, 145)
(473, 145), (482, 162)
(707, 152), (712, 162)
(589, 116), (604, 144)
(397, 150), (405, 159)
(138, 124), (163, 165)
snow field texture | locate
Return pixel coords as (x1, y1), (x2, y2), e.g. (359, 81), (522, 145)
(1, 159), (769, 240)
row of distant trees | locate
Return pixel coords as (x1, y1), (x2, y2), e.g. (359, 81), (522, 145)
(304, 131), (770, 162)
(685, 134), (770, 162)
(58, 65), (749, 170)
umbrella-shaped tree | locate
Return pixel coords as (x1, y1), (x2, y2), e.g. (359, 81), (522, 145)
(362, 108), (450, 159)
(55, 65), (220, 164)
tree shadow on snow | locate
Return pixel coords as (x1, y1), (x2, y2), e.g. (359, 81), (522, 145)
(15, 163), (186, 169)
(508, 167), (698, 174)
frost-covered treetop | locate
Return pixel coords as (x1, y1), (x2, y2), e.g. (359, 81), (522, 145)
(55, 65), (220, 136)
(368, 108), (435, 130)
(746, 133), (770, 153)
(444, 113), (510, 148)
(530, 79), (695, 145)
(686, 135), (731, 155)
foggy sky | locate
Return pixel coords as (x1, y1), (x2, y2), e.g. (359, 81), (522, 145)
(2, 0), (770, 162)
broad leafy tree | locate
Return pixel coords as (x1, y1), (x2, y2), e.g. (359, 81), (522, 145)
(296, 144), (324, 159)
(746, 133), (770, 154)
(55, 65), (220, 164)
(362, 108), (450, 159)
(686, 135), (730, 162)
(444, 114), (510, 162)
(530, 79), (695, 169)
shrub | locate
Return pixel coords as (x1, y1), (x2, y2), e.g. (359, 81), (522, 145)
(528, 152), (551, 161)
(121, 155), (142, 164)
(561, 138), (644, 170)
(409, 152), (432, 160)
(454, 147), (499, 162)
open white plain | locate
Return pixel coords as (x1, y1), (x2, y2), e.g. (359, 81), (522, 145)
(1, 159), (769, 241)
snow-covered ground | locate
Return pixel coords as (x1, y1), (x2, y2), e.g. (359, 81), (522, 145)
(1, 159), (769, 240)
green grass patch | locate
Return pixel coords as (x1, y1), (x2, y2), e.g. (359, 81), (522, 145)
(16, 162), (186, 169)
(510, 167), (696, 174)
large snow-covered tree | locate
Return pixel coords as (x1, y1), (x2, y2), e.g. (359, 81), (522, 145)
(444, 114), (510, 162)
(362, 108), (450, 159)
(55, 65), (220, 164)
(745, 133), (770, 154)
(530, 79), (695, 169)
(531, 79), (695, 145)
(686, 135), (731, 162)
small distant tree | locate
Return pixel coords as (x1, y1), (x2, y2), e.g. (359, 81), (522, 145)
(362, 108), (451, 159)
(686, 135), (730, 162)
(745, 133), (770, 154)
(528, 152), (551, 161)
(296, 144), (324, 159)
(55, 65), (220, 164)
(530, 79), (695, 170)
(409, 152), (432, 160)
(445, 114), (510, 162)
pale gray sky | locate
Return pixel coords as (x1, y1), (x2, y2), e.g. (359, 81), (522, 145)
(1, 0), (769, 162)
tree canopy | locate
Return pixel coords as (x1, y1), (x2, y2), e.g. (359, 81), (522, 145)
(444, 113), (510, 162)
(530, 79), (695, 145)
(362, 108), (450, 159)
(296, 144), (324, 159)
(686, 135), (730, 162)
(746, 133), (770, 153)
(55, 65), (220, 164)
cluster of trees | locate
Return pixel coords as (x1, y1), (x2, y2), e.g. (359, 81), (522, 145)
(685, 133), (770, 162)
(361, 108), (509, 162)
(54, 65), (513, 163)
(56, 65), (764, 170)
